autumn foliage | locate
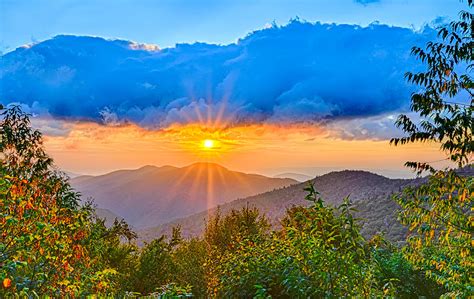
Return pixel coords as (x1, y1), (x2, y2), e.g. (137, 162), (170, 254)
(0, 106), (123, 296)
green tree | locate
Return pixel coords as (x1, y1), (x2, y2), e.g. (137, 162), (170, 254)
(204, 205), (270, 297)
(172, 237), (207, 298)
(0, 105), (78, 209)
(204, 205), (270, 253)
(84, 217), (139, 294)
(368, 235), (445, 298)
(132, 227), (182, 295)
(215, 185), (380, 298)
(391, 1), (473, 296)
(391, 1), (473, 171)
(0, 105), (119, 296)
(214, 185), (443, 298)
(0, 105), (139, 296)
(396, 171), (473, 295)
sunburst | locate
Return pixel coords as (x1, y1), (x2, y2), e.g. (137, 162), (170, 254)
(203, 139), (215, 149)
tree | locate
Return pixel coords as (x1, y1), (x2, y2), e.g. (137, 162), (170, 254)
(390, 1), (473, 172)
(0, 105), (78, 209)
(132, 227), (182, 295)
(391, 2), (473, 296)
(171, 237), (207, 298)
(0, 169), (94, 296)
(214, 185), (415, 297)
(204, 205), (270, 298)
(396, 171), (472, 295)
(84, 217), (139, 294)
(0, 105), (124, 296)
(204, 205), (270, 253)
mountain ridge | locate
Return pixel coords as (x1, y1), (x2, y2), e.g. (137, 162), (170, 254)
(71, 163), (297, 229)
(273, 172), (313, 182)
(137, 169), (423, 244)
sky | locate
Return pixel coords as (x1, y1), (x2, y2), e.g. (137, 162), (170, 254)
(0, 0), (464, 178)
(0, 0), (464, 53)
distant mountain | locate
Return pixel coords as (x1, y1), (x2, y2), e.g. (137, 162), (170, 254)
(65, 171), (83, 179)
(274, 173), (312, 182)
(139, 170), (425, 244)
(71, 163), (297, 228)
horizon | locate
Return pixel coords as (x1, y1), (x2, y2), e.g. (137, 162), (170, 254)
(65, 160), (439, 180)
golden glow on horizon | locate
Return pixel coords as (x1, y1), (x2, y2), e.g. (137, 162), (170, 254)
(40, 119), (452, 178)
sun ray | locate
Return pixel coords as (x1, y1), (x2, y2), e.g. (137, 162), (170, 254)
(214, 97), (228, 128)
(193, 100), (205, 124)
(206, 98), (213, 127)
(232, 169), (258, 195)
(189, 162), (205, 201)
(169, 163), (196, 195)
(206, 163), (215, 209)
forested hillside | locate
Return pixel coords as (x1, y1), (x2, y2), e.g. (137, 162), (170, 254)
(138, 170), (423, 243)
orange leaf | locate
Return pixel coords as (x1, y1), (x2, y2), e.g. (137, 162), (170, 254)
(3, 278), (12, 288)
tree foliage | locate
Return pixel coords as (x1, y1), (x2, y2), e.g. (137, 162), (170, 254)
(0, 105), (78, 209)
(0, 105), (94, 296)
(212, 184), (442, 298)
(396, 171), (473, 296)
(390, 1), (473, 172)
(171, 237), (207, 298)
(0, 105), (139, 296)
(390, 2), (474, 297)
(204, 205), (270, 298)
(0, 171), (93, 295)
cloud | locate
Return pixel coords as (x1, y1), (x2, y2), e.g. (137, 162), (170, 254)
(99, 107), (121, 126)
(327, 112), (427, 141)
(128, 41), (160, 52)
(328, 114), (401, 140)
(0, 21), (436, 135)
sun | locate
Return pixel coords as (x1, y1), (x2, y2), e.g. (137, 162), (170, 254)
(203, 139), (215, 149)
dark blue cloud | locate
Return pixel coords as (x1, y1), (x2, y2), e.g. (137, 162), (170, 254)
(0, 21), (436, 128)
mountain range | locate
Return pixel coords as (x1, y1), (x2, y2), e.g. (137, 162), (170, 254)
(71, 163), (297, 228)
(138, 169), (423, 244)
(273, 173), (313, 182)
(74, 164), (473, 244)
